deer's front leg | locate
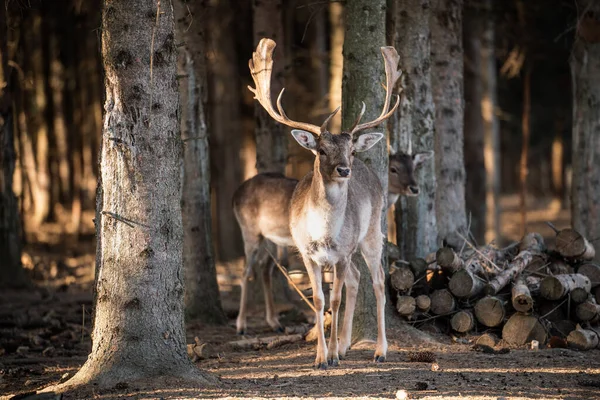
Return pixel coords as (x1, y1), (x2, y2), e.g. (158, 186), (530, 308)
(339, 260), (360, 357)
(327, 260), (348, 366)
(302, 255), (327, 369)
(361, 238), (387, 363)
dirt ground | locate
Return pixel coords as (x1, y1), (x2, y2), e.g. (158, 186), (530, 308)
(2, 197), (600, 399)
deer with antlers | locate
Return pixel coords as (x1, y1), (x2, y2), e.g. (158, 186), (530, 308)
(247, 38), (403, 368)
(233, 150), (432, 335)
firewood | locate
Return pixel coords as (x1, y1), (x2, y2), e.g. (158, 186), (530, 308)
(229, 334), (300, 350)
(474, 296), (506, 327)
(484, 233), (544, 295)
(415, 294), (431, 312)
(450, 310), (475, 333)
(396, 295), (416, 317)
(410, 258), (429, 277)
(578, 263), (600, 287)
(575, 296), (600, 322)
(475, 333), (499, 347)
(436, 247), (464, 272)
(548, 259), (573, 275)
(266, 334), (303, 349)
(567, 326), (600, 350)
(525, 275), (541, 296)
(540, 273), (592, 300)
(512, 276), (534, 313)
(391, 266), (414, 292)
(524, 253), (551, 277)
(387, 241), (401, 262)
(570, 287), (590, 304)
(538, 300), (567, 322)
(550, 320), (577, 338)
(502, 313), (547, 346)
(448, 260), (487, 298)
(596, 286), (600, 304)
(430, 289), (456, 315)
(555, 228), (596, 260)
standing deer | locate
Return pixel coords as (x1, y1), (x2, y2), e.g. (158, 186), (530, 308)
(247, 38), (402, 368)
(233, 150), (432, 335)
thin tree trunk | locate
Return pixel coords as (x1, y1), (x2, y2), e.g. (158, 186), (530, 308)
(207, 0), (244, 262)
(56, 0), (214, 389)
(392, 0), (437, 258)
(328, 1), (344, 133)
(551, 116), (564, 204)
(0, 2), (26, 288)
(571, 2), (600, 259)
(520, 66), (531, 237)
(174, 0), (227, 324)
(342, 0), (388, 343)
(252, 0), (287, 174)
(431, 0), (467, 249)
(463, 2), (485, 245)
(480, 0), (500, 244)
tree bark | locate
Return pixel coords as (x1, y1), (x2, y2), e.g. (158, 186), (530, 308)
(328, 1), (344, 133)
(0, 2), (26, 288)
(540, 273), (592, 301)
(56, 0), (214, 389)
(519, 66), (531, 237)
(391, 0), (437, 259)
(207, 0), (244, 262)
(174, 0), (226, 323)
(571, 2), (600, 260)
(342, 0), (388, 342)
(253, 0), (287, 174)
(431, 0), (467, 249)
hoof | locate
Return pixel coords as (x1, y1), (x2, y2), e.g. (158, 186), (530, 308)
(374, 355), (386, 363)
(275, 326), (284, 333)
(327, 358), (340, 367)
(237, 329), (245, 335)
(314, 362), (328, 370)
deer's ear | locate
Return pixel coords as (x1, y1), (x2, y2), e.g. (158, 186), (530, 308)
(354, 132), (384, 152)
(291, 130), (318, 152)
(413, 150), (434, 167)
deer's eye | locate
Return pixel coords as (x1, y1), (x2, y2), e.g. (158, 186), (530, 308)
(390, 167), (398, 174)
(318, 149), (326, 156)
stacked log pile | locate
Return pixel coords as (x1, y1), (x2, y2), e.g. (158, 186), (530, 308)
(388, 227), (600, 350)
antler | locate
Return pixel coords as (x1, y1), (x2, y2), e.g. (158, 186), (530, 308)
(248, 38), (323, 136)
(349, 46), (402, 135)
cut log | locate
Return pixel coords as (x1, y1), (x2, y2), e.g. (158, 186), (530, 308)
(502, 313), (547, 345)
(567, 326), (600, 350)
(410, 258), (429, 277)
(430, 289), (456, 315)
(266, 334), (303, 349)
(570, 287), (590, 304)
(436, 247), (464, 272)
(396, 295), (416, 317)
(474, 296), (505, 327)
(391, 266), (415, 292)
(448, 268), (486, 298)
(548, 259), (573, 275)
(485, 234), (544, 295)
(596, 286), (600, 304)
(578, 263), (600, 287)
(555, 228), (595, 260)
(415, 294), (431, 312)
(229, 334), (302, 350)
(387, 241), (401, 262)
(512, 277), (534, 313)
(450, 310), (475, 333)
(476, 333), (499, 347)
(575, 297), (600, 322)
(524, 253), (551, 277)
(540, 273), (592, 300)
(525, 275), (541, 296)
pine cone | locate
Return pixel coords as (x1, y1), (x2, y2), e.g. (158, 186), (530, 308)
(406, 351), (436, 363)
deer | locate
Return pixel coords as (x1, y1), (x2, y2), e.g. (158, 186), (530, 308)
(233, 151), (432, 335)
(247, 38), (403, 369)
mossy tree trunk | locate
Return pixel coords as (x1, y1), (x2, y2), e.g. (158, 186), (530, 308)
(431, 0), (467, 248)
(174, 0), (226, 323)
(571, 2), (600, 257)
(390, 0), (437, 258)
(342, 0), (388, 343)
(57, 0), (214, 389)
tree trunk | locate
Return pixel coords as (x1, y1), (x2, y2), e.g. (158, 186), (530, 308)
(519, 66), (531, 237)
(174, 0), (226, 324)
(391, 0), (437, 259)
(342, 0), (388, 343)
(253, 0), (287, 174)
(207, 0), (244, 262)
(57, 0), (214, 389)
(431, 0), (467, 249)
(570, 1), (600, 260)
(0, 2), (26, 288)
(328, 1), (344, 133)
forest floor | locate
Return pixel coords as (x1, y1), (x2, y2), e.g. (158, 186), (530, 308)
(2, 195), (600, 400)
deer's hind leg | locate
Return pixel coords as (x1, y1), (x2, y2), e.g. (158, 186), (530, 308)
(262, 242), (283, 332)
(359, 228), (387, 363)
(236, 230), (262, 335)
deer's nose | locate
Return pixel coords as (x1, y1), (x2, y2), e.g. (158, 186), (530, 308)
(409, 186), (419, 194)
(336, 166), (351, 177)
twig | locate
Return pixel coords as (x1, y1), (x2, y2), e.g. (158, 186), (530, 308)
(265, 247), (316, 313)
(101, 211), (135, 228)
(456, 231), (502, 272)
(184, 4), (193, 33)
(545, 221), (559, 234)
